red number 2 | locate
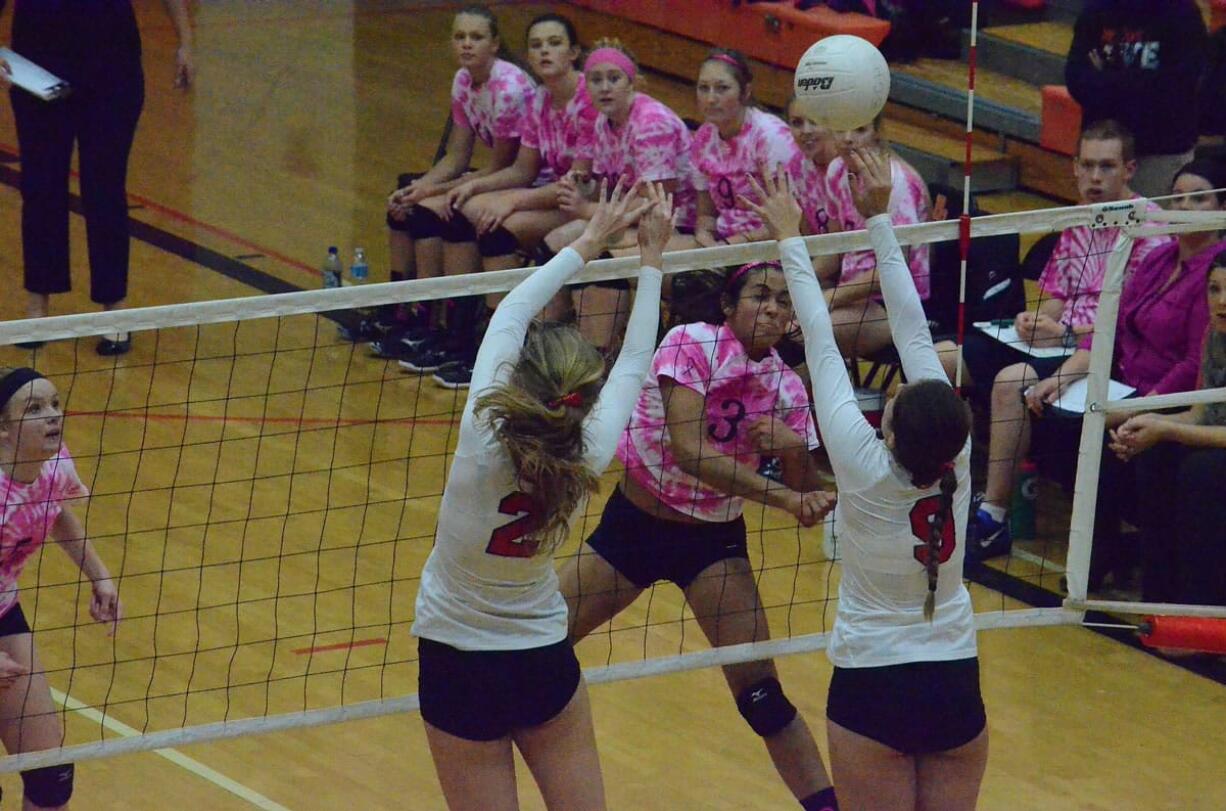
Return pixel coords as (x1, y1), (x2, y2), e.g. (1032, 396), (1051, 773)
(910, 495), (956, 567)
(486, 492), (543, 558)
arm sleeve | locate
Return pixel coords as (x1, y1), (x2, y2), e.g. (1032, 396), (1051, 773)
(490, 71), (531, 141)
(868, 215), (946, 383)
(582, 266), (664, 472)
(778, 236), (884, 490)
(1065, 9), (1119, 108)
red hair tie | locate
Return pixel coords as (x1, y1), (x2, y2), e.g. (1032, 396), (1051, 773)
(941, 462), (955, 476)
(549, 392), (584, 409)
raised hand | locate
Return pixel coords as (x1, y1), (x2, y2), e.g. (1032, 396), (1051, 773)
(847, 146), (892, 221)
(740, 166), (803, 240)
(637, 182), (676, 264)
(573, 179), (650, 260)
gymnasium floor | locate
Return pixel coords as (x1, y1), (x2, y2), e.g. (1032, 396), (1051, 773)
(1, 2), (1225, 808)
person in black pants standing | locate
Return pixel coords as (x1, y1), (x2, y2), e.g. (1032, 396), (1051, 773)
(0, 0), (194, 355)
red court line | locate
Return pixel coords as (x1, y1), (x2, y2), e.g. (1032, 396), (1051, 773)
(292, 638), (388, 656)
(67, 409), (460, 428)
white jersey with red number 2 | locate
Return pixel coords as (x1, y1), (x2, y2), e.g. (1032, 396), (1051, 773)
(779, 218), (976, 669)
(412, 248), (662, 651)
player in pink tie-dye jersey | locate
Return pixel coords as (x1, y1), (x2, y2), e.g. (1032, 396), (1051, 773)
(690, 50), (802, 246)
(819, 116), (933, 360)
(377, 8), (534, 364)
(541, 40), (698, 355)
(0, 367), (122, 808)
(784, 95), (840, 237)
(558, 262), (840, 811)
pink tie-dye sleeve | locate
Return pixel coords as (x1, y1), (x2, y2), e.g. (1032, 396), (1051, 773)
(450, 71), (472, 132)
(50, 449), (89, 503)
(519, 93), (543, 152)
(653, 325), (714, 398)
(490, 69), (532, 141)
(571, 98), (598, 162)
(630, 108), (685, 183)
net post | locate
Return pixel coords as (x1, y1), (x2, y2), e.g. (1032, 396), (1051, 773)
(1063, 230), (1133, 604)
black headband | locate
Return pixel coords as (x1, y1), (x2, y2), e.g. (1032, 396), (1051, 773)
(0, 368), (46, 414)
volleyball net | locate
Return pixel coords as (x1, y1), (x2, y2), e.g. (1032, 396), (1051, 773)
(0, 199), (1223, 773)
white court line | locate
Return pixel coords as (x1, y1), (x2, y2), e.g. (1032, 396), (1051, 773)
(50, 688), (294, 811)
(1011, 548), (1065, 574)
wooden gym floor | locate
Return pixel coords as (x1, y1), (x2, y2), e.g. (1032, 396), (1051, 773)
(0, 2), (1224, 808)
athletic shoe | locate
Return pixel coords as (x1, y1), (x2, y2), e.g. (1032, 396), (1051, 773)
(965, 503), (1012, 562)
(399, 343), (462, 374)
(338, 315), (386, 343)
(432, 360), (473, 390)
(371, 326), (435, 359)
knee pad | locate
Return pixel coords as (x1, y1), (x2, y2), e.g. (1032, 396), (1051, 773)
(533, 242), (558, 267)
(22, 763), (74, 808)
(736, 677), (797, 737)
(477, 226), (521, 258)
(388, 204), (444, 237)
(439, 212), (476, 243)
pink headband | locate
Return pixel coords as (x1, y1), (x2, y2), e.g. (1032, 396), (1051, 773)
(707, 53), (742, 73)
(584, 47), (637, 81)
(725, 261), (781, 291)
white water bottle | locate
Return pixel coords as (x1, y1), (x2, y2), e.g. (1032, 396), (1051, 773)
(349, 248), (369, 284)
(322, 246), (342, 289)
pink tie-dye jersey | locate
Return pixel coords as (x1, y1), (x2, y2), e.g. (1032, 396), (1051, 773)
(826, 156), (932, 299)
(690, 108), (801, 239)
(1038, 196), (1171, 330)
(617, 322), (819, 522)
(519, 75), (598, 184)
(785, 151), (836, 236)
(450, 59), (536, 148)
(582, 93), (697, 229)
(0, 447), (88, 618)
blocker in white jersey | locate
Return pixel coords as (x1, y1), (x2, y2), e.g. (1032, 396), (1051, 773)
(412, 181), (668, 811)
(746, 155), (986, 810)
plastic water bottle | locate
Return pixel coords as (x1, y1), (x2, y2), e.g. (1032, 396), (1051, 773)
(349, 248), (369, 285)
(322, 246), (342, 289)
(1009, 459), (1038, 541)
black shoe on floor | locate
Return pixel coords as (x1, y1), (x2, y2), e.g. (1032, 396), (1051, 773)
(399, 343), (462, 374)
(432, 360), (473, 390)
(96, 333), (131, 356)
(15, 340), (46, 350)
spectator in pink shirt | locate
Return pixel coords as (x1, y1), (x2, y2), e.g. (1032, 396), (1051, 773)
(820, 115), (933, 359)
(0, 366), (122, 809)
(949, 121), (1176, 562)
(690, 50), (802, 246)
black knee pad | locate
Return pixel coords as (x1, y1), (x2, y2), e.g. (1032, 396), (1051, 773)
(736, 677), (797, 737)
(439, 212), (477, 243)
(533, 242), (558, 267)
(22, 763), (74, 808)
(477, 226), (521, 257)
(388, 204), (445, 237)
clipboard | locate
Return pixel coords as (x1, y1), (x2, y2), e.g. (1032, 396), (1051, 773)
(0, 48), (71, 101)
(973, 320), (1076, 360)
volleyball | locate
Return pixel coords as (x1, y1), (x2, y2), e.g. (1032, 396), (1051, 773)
(793, 35), (891, 131)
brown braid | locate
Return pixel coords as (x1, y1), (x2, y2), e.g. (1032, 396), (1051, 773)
(924, 468), (959, 621)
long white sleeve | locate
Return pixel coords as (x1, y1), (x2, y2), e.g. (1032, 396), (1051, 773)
(778, 237), (884, 491)
(583, 266), (663, 472)
(867, 215), (946, 384)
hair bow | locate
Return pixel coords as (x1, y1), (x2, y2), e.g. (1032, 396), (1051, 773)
(549, 392), (584, 409)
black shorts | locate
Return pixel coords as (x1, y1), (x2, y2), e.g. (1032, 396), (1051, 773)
(417, 636), (581, 742)
(961, 330), (1067, 403)
(827, 657), (986, 756)
(0, 604), (31, 638)
(585, 486), (749, 590)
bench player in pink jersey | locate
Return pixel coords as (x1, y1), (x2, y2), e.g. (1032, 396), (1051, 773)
(821, 115), (933, 360)
(558, 261), (840, 811)
(540, 40), (696, 356)
(0, 367), (123, 810)
(690, 49), (802, 247)
(784, 95), (840, 238)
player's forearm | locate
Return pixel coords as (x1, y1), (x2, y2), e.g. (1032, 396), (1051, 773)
(160, 0), (193, 48)
(779, 449), (824, 493)
(680, 452), (792, 511)
(1164, 421), (1226, 449)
